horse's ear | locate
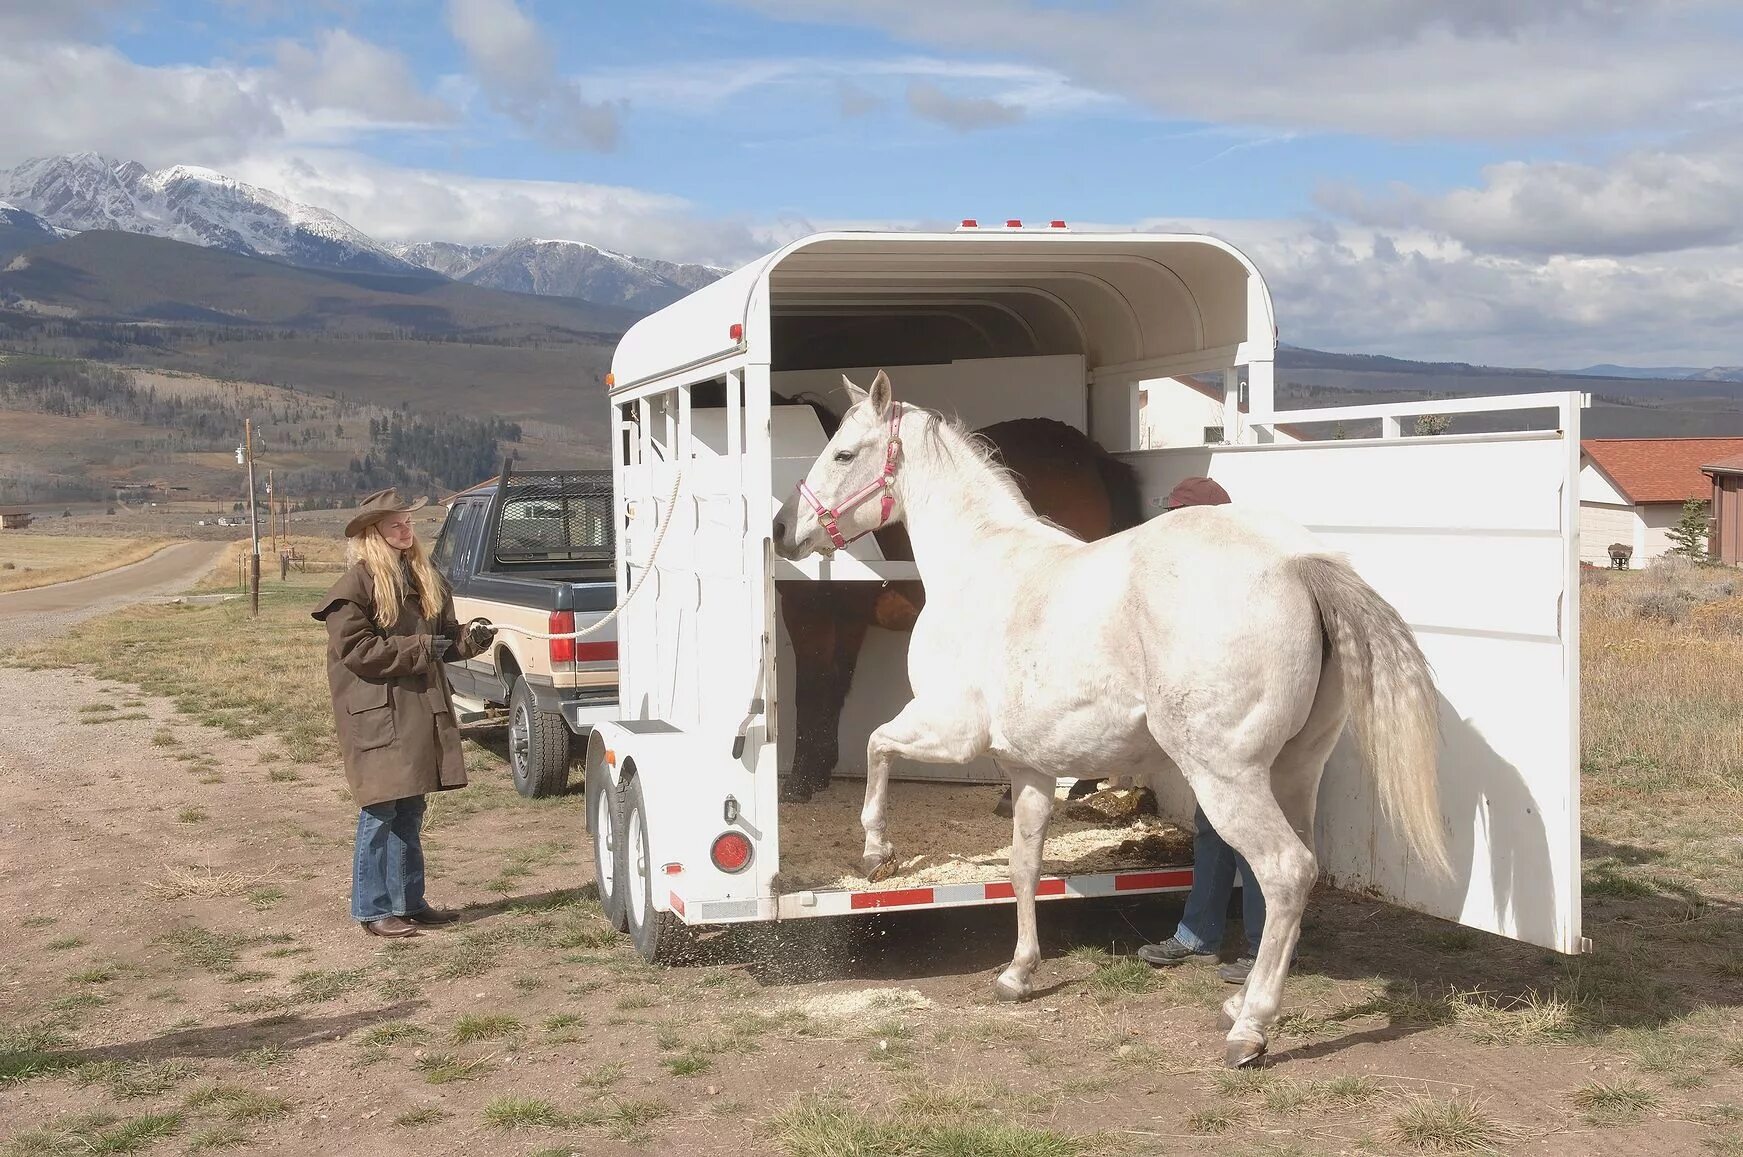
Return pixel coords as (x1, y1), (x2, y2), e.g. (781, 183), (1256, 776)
(841, 374), (868, 408)
(869, 369), (892, 417)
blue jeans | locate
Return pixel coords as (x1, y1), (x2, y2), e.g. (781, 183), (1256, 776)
(1173, 806), (1265, 955)
(352, 795), (427, 922)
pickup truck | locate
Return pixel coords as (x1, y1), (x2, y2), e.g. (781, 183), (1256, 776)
(430, 464), (618, 797)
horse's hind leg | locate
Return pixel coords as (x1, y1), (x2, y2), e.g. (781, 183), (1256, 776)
(995, 765), (1055, 1001)
(861, 699), (988, 880)
(1189, 769), (1317, 1068)
(1220, 658), (1347, 1035)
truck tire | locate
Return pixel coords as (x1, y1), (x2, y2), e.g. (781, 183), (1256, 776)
(616, 774), (688, 964)
(509, 677), (570, 798)
(588, 757), (628, 932)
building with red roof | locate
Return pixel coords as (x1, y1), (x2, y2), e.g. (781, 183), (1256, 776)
(1580, 439), (1743, 566)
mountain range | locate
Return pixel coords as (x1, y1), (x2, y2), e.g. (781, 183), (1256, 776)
(0, 153), (727, 312)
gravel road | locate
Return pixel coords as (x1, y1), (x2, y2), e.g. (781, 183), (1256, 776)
(0, 540), (229, 652)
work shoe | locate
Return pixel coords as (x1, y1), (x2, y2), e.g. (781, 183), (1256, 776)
(1218, 955), (1255, 984)
(1137, 937), (1217, 967)
(407, 906), (461, 926)
(361, 916), (420, 938)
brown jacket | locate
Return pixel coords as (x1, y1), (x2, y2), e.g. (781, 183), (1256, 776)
(311, 564), (486, 809)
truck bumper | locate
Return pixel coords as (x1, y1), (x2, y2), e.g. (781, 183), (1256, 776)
(541, 683), (619, 734)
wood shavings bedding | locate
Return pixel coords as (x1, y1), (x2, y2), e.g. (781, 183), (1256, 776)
(771, 780), (1194, 894)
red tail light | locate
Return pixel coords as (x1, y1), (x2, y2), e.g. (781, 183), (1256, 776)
(576, 640), (616, 662)
(711, 831), (752, 874)
(549, 610), (575, 664)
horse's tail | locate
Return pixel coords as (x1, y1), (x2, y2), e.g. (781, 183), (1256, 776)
(1095, 453), (1145, 533)
(1291, 553), (1449, 877)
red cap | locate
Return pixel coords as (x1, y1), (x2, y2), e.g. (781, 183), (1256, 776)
(1163, 477), (1232, 510)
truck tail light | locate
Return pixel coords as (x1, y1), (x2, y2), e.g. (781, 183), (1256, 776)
(549, 610), (575, 664)
(575, 640), (616, 662)
(711, 831), (753, 874)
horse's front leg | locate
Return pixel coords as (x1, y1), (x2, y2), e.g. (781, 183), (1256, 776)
(862, 699), (988, 880)
(995, 766), (1055, 1002)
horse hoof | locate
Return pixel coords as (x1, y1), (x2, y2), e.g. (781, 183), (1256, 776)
(1217, 1009), (1235, 1031)
(863, 854), (898, 882)
(993, 972), (1030, 1003)
(780, 782), (814, 804)
(1224, 1038), (1267, 1069)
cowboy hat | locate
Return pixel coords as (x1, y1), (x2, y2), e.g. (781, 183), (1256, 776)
(344, 487), (429, 538)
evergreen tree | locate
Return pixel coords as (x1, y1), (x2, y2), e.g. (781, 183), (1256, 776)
(1666, 497), (1711, 561)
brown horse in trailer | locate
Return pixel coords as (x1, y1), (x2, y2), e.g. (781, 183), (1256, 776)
(768, 400), (1146, 805)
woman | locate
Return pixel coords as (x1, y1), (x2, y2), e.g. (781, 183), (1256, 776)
(312, 487), (496, 938)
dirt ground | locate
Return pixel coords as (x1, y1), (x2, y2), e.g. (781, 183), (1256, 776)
(2, 658), (1739, 1157)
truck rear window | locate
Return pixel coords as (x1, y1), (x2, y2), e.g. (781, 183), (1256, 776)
(494, 472), (614, 564)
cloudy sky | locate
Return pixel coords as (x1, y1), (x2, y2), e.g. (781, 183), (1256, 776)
(4, 0), (1742, 368)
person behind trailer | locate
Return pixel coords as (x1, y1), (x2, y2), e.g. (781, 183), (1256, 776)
(311, 489), (498, 939)
(1134, 476), (1278, 985)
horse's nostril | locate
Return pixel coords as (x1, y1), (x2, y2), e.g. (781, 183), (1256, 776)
(772, 516), (787, 540)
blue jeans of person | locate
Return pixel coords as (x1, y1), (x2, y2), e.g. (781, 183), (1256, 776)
(1173, 806), (1265, 955)
(351, 795), (427, 922)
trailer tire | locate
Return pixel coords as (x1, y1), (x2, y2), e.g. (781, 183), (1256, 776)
(616, 774), (688, 964)
(588, 758), (628, 932)
(508, 677), (570, 798)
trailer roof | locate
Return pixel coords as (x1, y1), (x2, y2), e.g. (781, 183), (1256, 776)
(609, 229), (1275, 392)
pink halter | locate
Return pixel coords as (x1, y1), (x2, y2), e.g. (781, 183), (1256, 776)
(796, 402), (904, 551)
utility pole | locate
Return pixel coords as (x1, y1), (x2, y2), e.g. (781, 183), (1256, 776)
(242, 418), (260, 616)
(267, 468), (275, 555)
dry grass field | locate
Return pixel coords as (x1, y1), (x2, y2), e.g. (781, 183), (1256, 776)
(0, 562), (1739, 1155)
(0, 535), (172, 593)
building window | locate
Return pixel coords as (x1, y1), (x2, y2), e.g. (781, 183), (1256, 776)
(1203, 425), (1225, 445)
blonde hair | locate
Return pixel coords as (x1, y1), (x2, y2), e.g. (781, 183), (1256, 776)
(346, 523), (446, 629)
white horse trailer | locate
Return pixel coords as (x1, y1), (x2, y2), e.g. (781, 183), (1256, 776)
(585, 226), (1587, 966)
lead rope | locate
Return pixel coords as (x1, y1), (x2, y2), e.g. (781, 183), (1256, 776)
(484, 468), (684, 642)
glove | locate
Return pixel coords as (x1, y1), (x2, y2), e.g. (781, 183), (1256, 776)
(463, 618), (497, 650)
(427, 635), (452, 665)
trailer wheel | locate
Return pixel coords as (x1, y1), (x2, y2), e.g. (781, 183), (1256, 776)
(508, 677), (570, 798)
(616, 774), (687, 964)
(588, 757), (628, 931)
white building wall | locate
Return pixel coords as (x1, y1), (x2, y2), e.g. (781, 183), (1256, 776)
(1641, 502), (1686, 562)
(1578, 503), (1640, 567)
(1578, 461), (1630, 506)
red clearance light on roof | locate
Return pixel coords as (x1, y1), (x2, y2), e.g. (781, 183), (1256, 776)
(1050, 219), (1067, 229)
(548, 610), (575, 665)
(960, 218), (978, 228)
(1006, 218), (1022, 228)
(711, 831), (753, 874)
(729, 322), (743, 341)
(604, 372), (615, 386)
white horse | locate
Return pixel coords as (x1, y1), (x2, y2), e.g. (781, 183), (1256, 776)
(772, 371), (1449, 1068)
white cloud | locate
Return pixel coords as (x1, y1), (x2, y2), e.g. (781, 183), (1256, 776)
(1322, 136), (1743, 257)
(0, 42), (284, 164)
(444, 0), (621, 151)
(1173, 216), (1743, 367)
(270, 29), (455, 127)
(724, 0), (1736, 139)
(905, 80), (1024, 131)
(574, 55), (1117, 119)
(224, 149), (768, 266)
(0, 16), (452, 168)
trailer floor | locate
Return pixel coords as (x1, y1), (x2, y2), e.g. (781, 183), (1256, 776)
(772, 779), (1194, 893)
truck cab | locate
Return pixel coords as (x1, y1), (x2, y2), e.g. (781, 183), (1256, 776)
(431, 466), (619, 796)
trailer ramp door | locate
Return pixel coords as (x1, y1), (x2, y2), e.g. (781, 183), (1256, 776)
(1119, 418), (1583, 956)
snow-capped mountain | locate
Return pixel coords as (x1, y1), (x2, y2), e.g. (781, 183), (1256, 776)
(0, 199), (69, 261)
(393, 237), (728, 312)
(0, 153), (730, 310)
(387, 240), (499, 280)
(0, 153), (417, 275)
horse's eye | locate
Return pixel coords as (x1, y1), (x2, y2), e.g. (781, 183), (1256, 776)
(833, 450), (855, 463)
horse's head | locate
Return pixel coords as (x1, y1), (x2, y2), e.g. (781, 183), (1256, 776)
(773, 369), (906, 560)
